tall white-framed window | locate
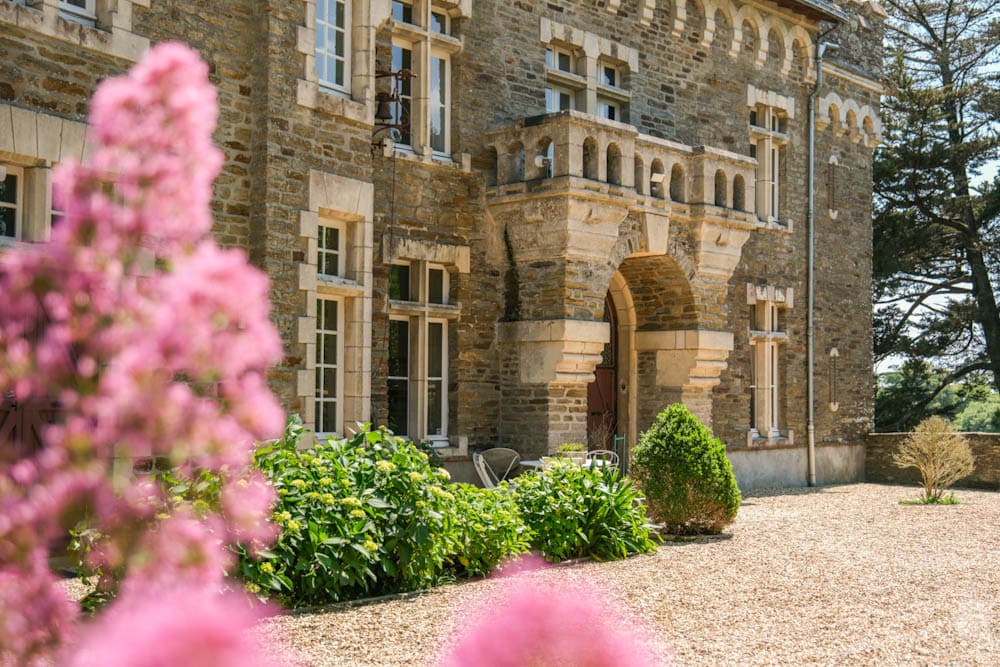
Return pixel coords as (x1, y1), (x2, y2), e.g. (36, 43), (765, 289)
(315, 297), (344, 436)
(0, 165), (23, 240)
(315, 0), (351, 93)
(747, 286), (792, 444)
(597, 98), (619, 121)
(391, 41), (414, 147)
(317, 221), (345, 277)
(750, 104), (788, 224)
(387, 316), (411, 437)
(429, 50), (451, 154)
(386, 260), (453, 441)
(59, 0), (97, 26)
(426, 319), (447, 438)
(384, 1), (460, 156)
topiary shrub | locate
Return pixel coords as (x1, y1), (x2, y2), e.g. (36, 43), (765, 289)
(511, 460), (657, 562)
(893, 416), (974, 504)
(631, 403), (741, 535)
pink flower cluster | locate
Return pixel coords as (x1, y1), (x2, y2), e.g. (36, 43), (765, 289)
(441, 559), (661, 667)
(0, 43), (283, 663)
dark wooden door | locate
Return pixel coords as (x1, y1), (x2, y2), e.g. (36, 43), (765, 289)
(586, 294), (617, 449)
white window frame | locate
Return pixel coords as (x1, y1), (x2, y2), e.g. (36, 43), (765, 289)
(429, 49), (451, 155)
(387, 315), (412, 437)
(599, 62), (620, 89)
(748, 292), (790, 444)
(386, 260), (452, 441)
(315, 296), (345, 438)
(315, 0), (352, 94)
(317, 220), (346, 278)
(391, 38), (415, 148)
(545, 85), (575, 113)
(425, 318), (448, 440)
(58, 0), (97, 26)
(392, 0), (417, 25)
(750, 104), (788, 224)
(597, 97), (619, 121)
(0, 164), (23, 241)
(546, 45), (576, 74)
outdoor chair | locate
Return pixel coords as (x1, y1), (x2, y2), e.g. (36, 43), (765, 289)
(586, 449), (619, 467)
(472, 447), (521, 488)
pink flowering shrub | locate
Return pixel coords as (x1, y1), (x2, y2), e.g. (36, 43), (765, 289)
(440, 559), (660, 667)
(0, 43), (283, 664)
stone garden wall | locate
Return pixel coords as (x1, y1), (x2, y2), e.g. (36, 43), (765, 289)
(866, 433), (1000, 490)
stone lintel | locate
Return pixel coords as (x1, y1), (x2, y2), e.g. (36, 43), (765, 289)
(636, 329), (735, 389)
(499, 319), (610, 384)
(382, 235), (471, 273)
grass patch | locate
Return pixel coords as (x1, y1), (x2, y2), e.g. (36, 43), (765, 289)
(899, 492), (961, 505)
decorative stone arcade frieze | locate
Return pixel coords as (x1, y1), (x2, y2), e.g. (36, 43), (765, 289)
(486, 111), (770, 450)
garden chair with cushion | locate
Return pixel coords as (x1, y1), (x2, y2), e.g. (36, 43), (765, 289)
(472, 448), (521, 488)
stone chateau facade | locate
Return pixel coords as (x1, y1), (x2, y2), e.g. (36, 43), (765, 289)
(1, 0), (883, 487)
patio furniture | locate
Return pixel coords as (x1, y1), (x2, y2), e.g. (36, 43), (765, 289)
(586, 449), (619, 467)
(472, 448), (521, 488)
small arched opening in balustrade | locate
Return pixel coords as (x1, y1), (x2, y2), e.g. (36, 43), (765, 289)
(634, 154), (645, 195)
(607, 143), (623, 186)
(733, 174), (746, 211)
(583, 137), (599, 180)
(650, 159), (666, 199)
(505, 141), (525, 184)
(669, 163), (685, 202)
(714, 169), (728, 207)
(535, 137), (554, 179)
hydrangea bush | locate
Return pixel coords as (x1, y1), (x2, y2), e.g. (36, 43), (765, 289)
(246, 423), (461, 605)
(0, 43), (282, 664)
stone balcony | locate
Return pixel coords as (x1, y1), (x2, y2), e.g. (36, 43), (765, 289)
(484, 110), (769, 232)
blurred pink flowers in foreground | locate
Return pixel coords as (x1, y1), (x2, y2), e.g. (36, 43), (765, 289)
(441, 558), (661, 667)
(0, 42), (282, 664)
(67, 584), (278, 667)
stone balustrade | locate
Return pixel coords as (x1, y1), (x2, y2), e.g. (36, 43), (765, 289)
(485, 110), (758, 222)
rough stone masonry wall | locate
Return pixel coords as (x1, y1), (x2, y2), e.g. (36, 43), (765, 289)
(866, 433), (1000, 490)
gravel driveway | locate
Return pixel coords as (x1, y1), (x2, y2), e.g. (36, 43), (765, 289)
(259, 484), (999, 666)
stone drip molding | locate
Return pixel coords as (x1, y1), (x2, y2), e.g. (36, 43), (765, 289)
(815, 92), (882, 148)
(600, 0), (825, 81)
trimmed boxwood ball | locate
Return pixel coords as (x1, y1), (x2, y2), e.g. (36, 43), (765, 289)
(631, 403), (741, 534)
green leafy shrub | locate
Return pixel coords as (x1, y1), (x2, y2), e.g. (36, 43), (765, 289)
(893, 416), (974, 503)
(245, 423), (460, 606)
(631, 403), (741, 535)
(511, 460), (657, 562)
(448, 483), (531, 577)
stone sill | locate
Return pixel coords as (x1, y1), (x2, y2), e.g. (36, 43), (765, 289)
(0, 0), (149, 62)
(377, 143), (472, 172)
(296, 80), (370, 125)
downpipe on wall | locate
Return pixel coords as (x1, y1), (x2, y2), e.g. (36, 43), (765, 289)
(807, 39), (838, 487)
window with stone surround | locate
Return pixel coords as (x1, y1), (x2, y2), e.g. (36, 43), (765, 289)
(747, 285), (792, 445)
(386, 1), (461, 156)
(747, 88), (793, 226)
(538, 18), (636, 123)
(387, 260), (453, 441)
(2, 1), (149, 61)
(315, 0), (351, 93)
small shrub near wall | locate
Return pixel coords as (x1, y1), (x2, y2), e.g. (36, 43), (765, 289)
(511, 460), (658, 562)
(631, 404), (741, 535)
(893, 416), (975, 503)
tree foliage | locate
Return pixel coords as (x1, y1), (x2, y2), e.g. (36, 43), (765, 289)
(874, 0), (1000, 425)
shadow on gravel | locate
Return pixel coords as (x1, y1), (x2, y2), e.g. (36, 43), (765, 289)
(742, 483), (858, 499)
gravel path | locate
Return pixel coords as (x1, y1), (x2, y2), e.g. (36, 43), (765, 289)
(259, 484), (999, 666)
